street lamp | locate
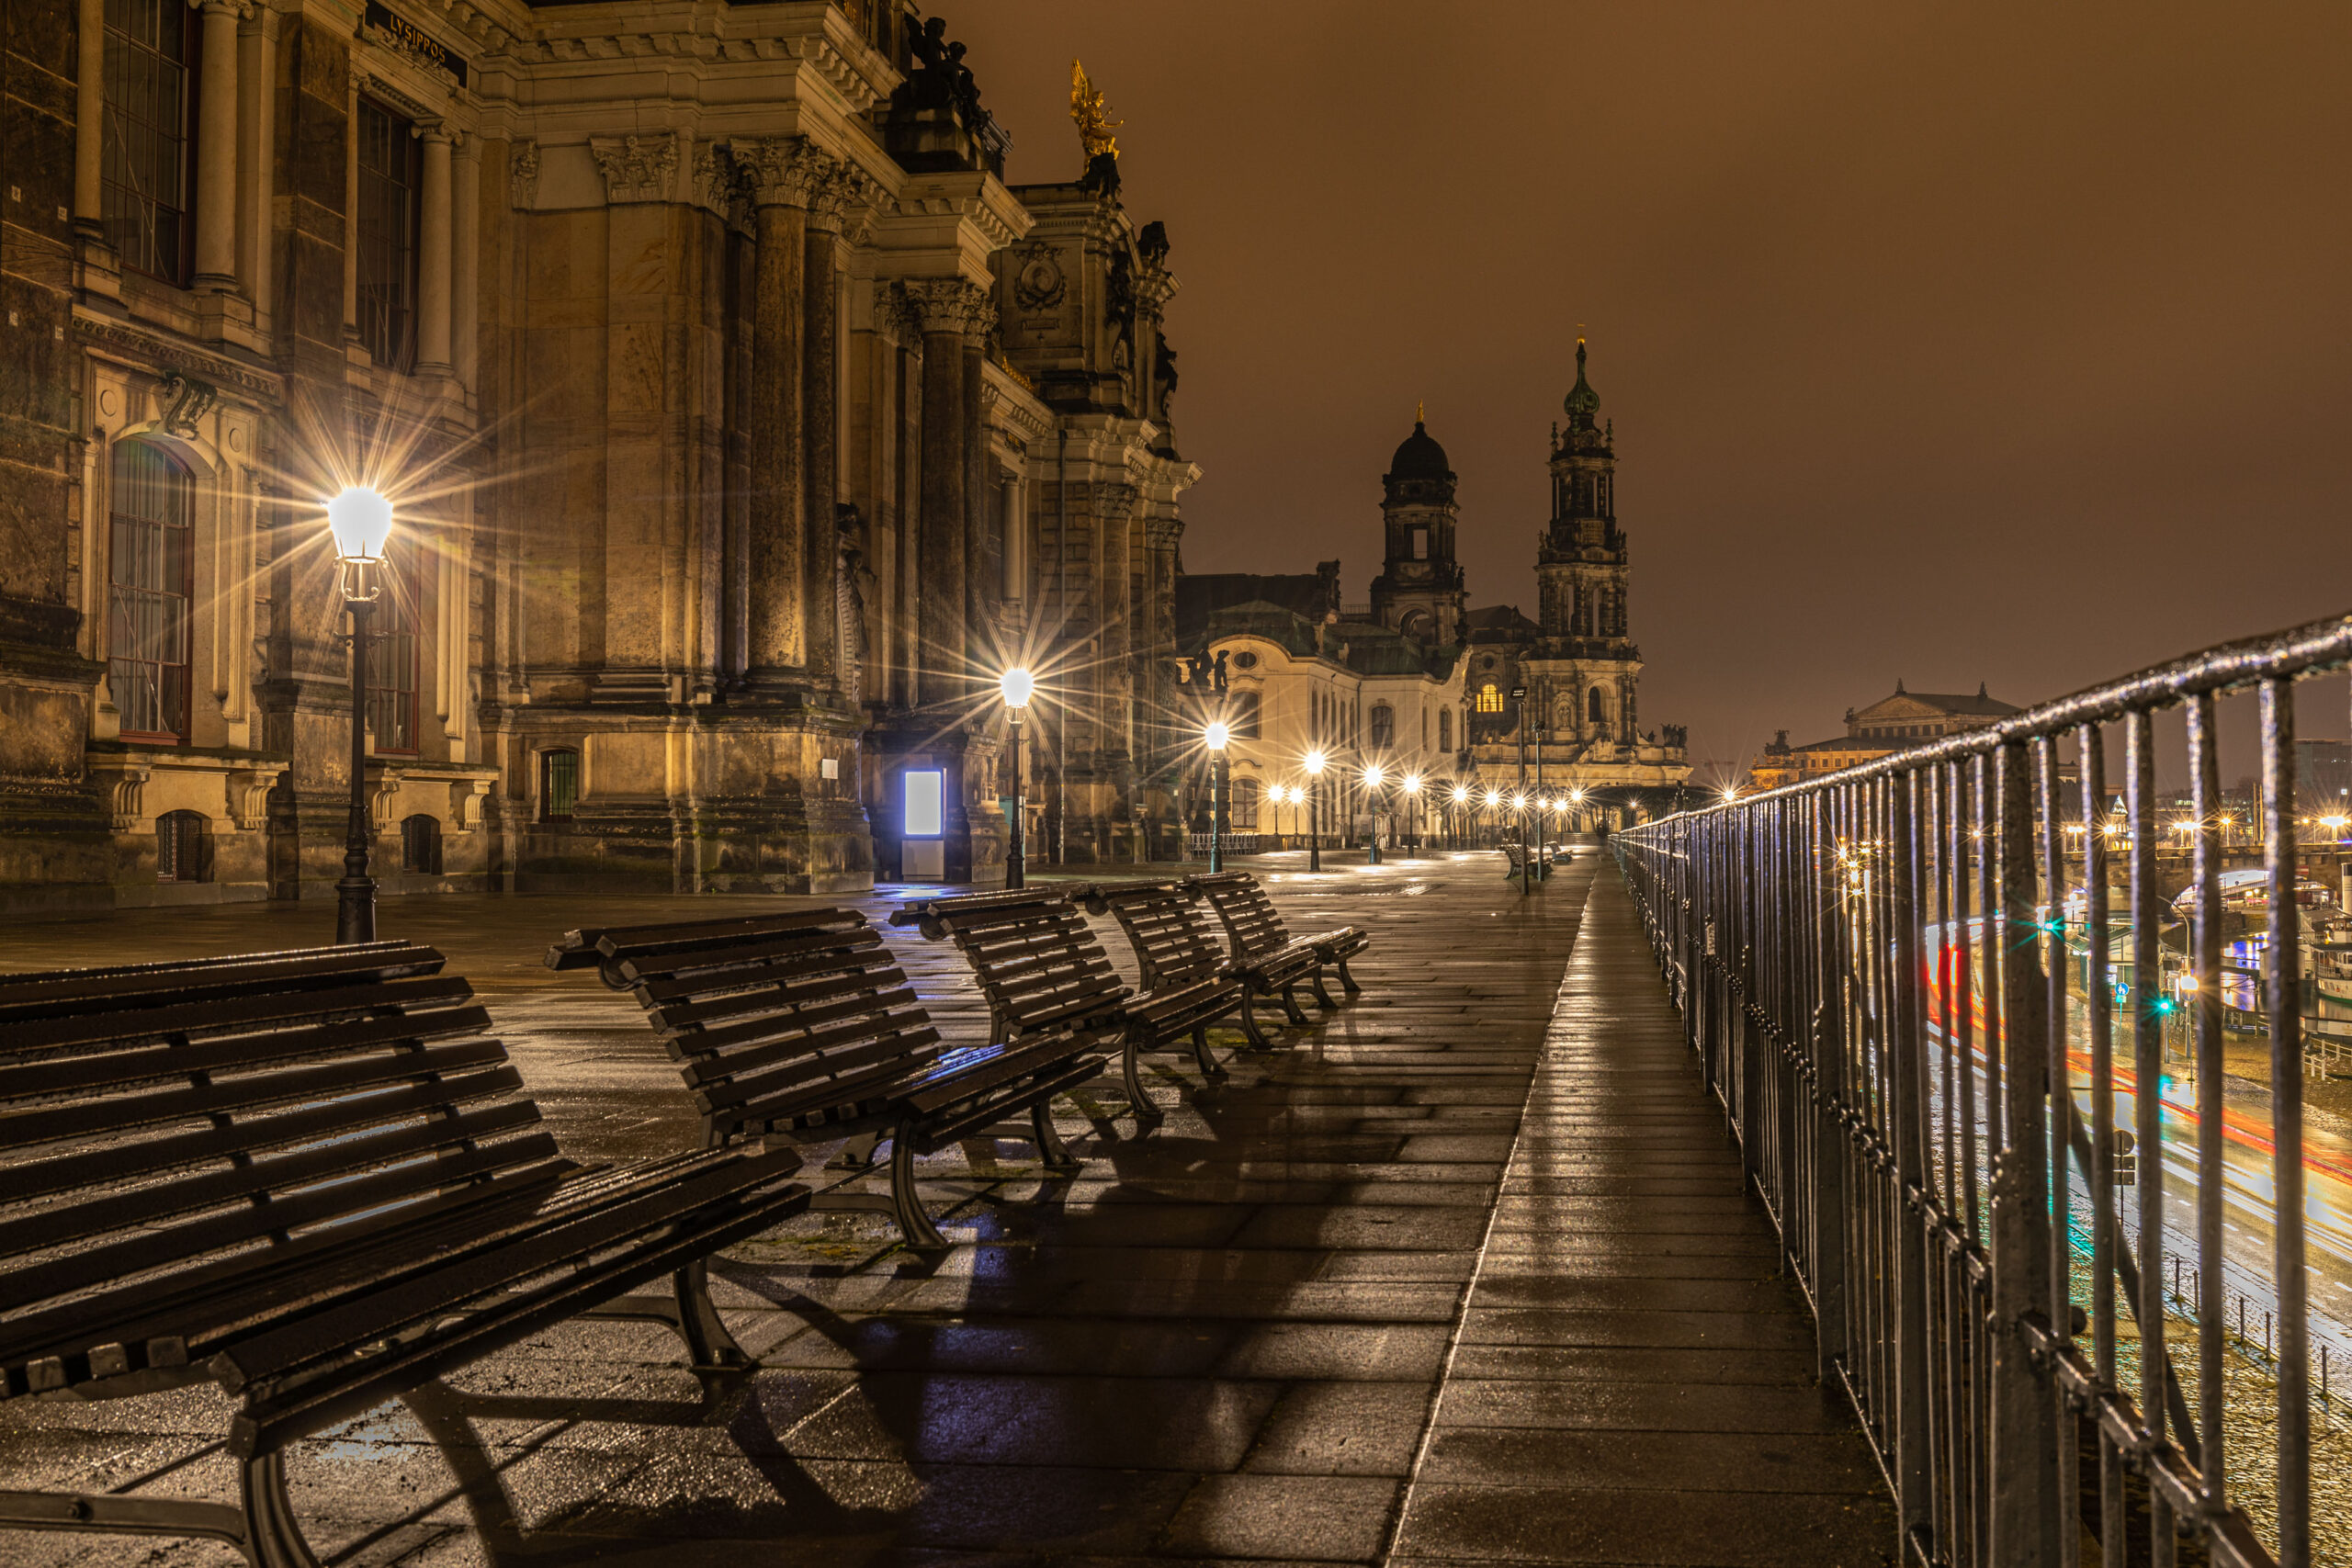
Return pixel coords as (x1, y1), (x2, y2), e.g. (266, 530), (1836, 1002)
(1451, 783), (1469, 850)
(1403, 773), (1421, 852)
(1000, 667), (1034, 889)
(326, 485), (393, 944)
(1205, 720), (1231, 873)
(1304, 749), (1327, 872)
(1363, 761), (1385, 865)
(1510, 791), (1530, 897)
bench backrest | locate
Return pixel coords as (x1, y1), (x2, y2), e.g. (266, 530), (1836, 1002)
(889, 889), (1127, 1040)
(547, 909), (940, 1140)
(0, 943), (560, 1395)
(1077, 881), (1227, 989)
(1186, 871), (1294, 959)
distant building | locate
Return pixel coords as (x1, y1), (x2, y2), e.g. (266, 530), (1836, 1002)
(1748, 682), (2022, 792)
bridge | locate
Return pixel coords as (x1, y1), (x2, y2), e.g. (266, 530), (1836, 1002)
(4, 610), (2348, 1568)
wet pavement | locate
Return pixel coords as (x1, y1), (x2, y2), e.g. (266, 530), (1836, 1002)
(0, 849), (1894, 1566)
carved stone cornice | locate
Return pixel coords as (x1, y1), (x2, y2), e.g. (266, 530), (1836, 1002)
(588, 131), (681, 205)
(71, 314), (281, 402)
(1091, 482), (1140, 521)
(899, 277), (994, 340)
(507, 139), (540, 209)
(731, 137), (825, 209)
(691, 141), (734, 216)
(1143, 516), (1184, 550)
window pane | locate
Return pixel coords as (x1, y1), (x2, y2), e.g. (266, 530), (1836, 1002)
(366, 537), (420, 752)
(107, 441), (193, 741)
(541, 750), (579, 820)
(356, 100), (419, 369)
(101, 0), (189, 283)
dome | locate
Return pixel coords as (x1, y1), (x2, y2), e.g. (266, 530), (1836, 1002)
(1388, 420), (1452, 481)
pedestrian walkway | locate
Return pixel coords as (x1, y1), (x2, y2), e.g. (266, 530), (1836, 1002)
(1392, 871), (1894, 1567)
(0, 854), (1894, 1566)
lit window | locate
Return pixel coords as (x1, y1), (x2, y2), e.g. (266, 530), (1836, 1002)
(102, 0), (192, 284)
(1476, 683), (1502, 714)
(108, 440), (193, 742)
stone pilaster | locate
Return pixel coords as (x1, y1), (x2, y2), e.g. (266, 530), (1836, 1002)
(415, 123), (456, 375)
(900, 277), (992, 710)
(191, 0), (243, 289)
(801, 163), (871, 694)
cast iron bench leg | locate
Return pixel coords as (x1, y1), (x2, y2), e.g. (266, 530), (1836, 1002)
(1191, 1023), (1227, 1080)
(1236, 988), (1274, 1049)
(1123, 1027), (1166, 1124)
(1277, 980), (1310, 1025)
(888, 1117), (950, 1252)
(243, 1451), (319, 1568)
(673, 1260), (751, 1369)
(1030, 1101), (1081, 1170)
(1334, 956), (1363, 996)
(1309, 965), (1340, 1010)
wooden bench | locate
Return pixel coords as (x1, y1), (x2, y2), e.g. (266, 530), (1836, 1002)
(1187, 870), (1371, 1000)
(1077, 878), (1317, 1054)
(0, 942), (811, 1568)
(888, 887), (1199, 1126)
(546, 908), (1108, 1249)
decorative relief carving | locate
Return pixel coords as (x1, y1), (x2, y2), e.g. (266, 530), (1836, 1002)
(588, 131), (680, 204)
(508, 140), (540, 209)
(1012, 241), (1064, 312)
(91, 764), (150, 830)
(690, 140), (735, 215)
(805, 162), (877, 234)
(156, 370), (218, 437)
(871, 283), (925, 347)
(227, 768), (274, 832)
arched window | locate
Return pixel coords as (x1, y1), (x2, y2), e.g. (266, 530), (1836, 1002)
(108, 440), (194, 742)
(367, 536), (420, 754)
(356, 97), (422, 370)
(1369, 704), (1395, 748)
(101, 0), (193, 284)
(1228, 689), (1261, 739)
(540, 749), (580, 822)
(1476, 682), (1502, 714)
(1439, 707), (1453, 751)
(155, 810), (209, 883)
(401, 814), (442, 874)
(1230, 777), (1261, 830)
(1588, 686), (1605, 726)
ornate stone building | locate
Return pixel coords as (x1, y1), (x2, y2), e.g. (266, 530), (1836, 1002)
(1747, 682), (2020, 792)
(0, 1), (1194, 910)
(1462, 340), (1690, 808)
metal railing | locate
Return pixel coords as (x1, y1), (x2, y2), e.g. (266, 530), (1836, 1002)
(1614, 610), (2352, 1568)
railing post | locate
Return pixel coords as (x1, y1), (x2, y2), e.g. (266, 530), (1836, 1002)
(1810, 792), (1849, 1385)
(1989, 739), (2061, 1564)
(1890, 770), (1934, 1555)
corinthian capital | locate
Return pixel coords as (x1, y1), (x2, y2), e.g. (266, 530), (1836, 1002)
(900, 277), (995, 340)
(731, 137), (825, 209)
(806, 162), (878, 235)
(588, 131), (680, 204)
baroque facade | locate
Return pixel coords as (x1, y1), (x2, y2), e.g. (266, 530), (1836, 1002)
(1747, 682), (2020, 793)
(0, 0), (1195, 910)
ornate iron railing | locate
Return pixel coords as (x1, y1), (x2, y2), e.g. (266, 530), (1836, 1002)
(1614, 611), (2352, 1568)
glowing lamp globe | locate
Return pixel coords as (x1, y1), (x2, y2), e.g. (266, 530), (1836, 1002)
(1363, 763), (1385, 788)
(1304, 749), (1326, 776)
(326, 486), (393, 563)
(1452, 785), (1469, 804)
(999, 667), (1035, 709)
(1510, 793), (1527, 811)
(1484, 789), (1500, 807)
(1204, 721), (1230, 751)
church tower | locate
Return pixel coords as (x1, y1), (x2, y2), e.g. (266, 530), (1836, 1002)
(1527, 338), (1644, 747)
(1369, 405), (1466, 647)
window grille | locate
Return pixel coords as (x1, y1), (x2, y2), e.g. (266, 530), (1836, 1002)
(401, 814), (441, 874)
(356, 98), (421, 370)
(1476, 683), (1503, 714)
(540, 749), (580, 821)
(101, 0), (192, 283)
(108, 441), (193, 742)
(366, 536), (420, 753)
(1229, 777), (1261, 830)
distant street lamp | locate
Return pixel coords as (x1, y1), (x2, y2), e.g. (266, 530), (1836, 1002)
(1510, 791), (1531, 899)
(1206, 720), (1231, 873)
(1451, 783), (1469, 850)
(1403, 773), (1422, 852)
(1000, 667), (1035, 889)
(327, 486), (393, 944)
(1305, 749), (1327, 872)
(1363, 762), (1385, 865)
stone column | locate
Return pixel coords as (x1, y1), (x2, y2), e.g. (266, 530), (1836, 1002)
(904, 278), (988, 710)
(801, 166), (861, 689)
(415, 123), (456, 376)
(234, 6), (275, 310)
(72, 0), (104, 237)
(191, 0), (242, 289)
(453, 136), (481, 389)
(736, 139), (819, 674)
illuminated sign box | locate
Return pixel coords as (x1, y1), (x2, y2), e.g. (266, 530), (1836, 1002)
(903, 770), (944, 838)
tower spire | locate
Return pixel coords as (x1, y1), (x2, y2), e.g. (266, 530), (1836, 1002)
(1415, 397), (1425, 426)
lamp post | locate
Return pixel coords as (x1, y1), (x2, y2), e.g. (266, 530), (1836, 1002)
(1451, 784), (1469, 850)
(1000, 667), (1034, 889)
(327, 486), (393, 944)
(1569, 785), (1584, 838)
(1483, 787), (1500, 851)
(1403, 773), (1421, 853)
(1363, 762), (1385, 866)
(1205, 720), (1231, 873)
(1511, 791), (1531, 898)
(1304, 749), (1326, 873)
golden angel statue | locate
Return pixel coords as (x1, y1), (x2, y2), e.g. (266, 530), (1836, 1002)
(1070, 59), (1122, 161)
